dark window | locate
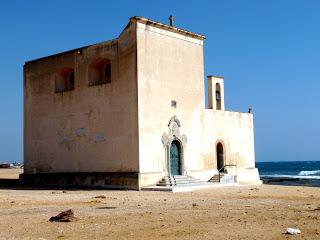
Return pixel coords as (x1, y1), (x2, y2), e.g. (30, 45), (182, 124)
(104, 63), (111, 82)
(55, 68), (75, 93)
(89, 59), (112, 86)
(171, 100), (177, 108)
(215, 91), (220, 100)
(216, 83), (222, 110)
(69, 72), (74, 87)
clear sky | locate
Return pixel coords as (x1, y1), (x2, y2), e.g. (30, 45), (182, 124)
(0, 0), (319, 163)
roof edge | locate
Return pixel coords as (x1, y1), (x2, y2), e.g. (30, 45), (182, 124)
(24, 39), (117, 65)
(130, 16), (206, 40)
(207, 75), (224, 79)
(24, 16), (206, 65)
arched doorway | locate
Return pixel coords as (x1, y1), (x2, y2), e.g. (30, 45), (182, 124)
(170, 140), (181, 175)
(216, 142), (224, 172)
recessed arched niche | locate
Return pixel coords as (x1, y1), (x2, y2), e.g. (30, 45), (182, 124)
(55, 67), (75, 93)
(89, 58), (112, 86)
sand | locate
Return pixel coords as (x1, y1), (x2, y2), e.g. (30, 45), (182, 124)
(0, 171), (319, 239)
(0, 168), (23, 179)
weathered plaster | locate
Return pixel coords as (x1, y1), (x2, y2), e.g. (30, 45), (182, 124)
(23, 16), (260, 189)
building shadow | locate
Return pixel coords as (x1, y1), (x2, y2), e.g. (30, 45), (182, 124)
(0, 178), (135, 191)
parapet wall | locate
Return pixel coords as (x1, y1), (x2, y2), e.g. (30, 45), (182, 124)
(202, 109), (256, 169)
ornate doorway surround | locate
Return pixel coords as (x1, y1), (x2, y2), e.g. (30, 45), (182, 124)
(161, 116), (187, 176)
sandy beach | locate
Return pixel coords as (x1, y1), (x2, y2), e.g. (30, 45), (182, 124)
(0, 169), (319, 240)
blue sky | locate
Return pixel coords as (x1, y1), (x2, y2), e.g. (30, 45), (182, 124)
(0, 0), (319, 163)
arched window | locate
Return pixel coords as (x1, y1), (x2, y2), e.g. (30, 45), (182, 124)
(89, 59), (112, 86)
(55, 68), (75, 93)
(215, 83), (221, 110)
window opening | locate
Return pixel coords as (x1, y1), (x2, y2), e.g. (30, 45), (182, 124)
(55, 68), (75, 93)
(89, 59), (112, 86)
(216, 83), (222, 110)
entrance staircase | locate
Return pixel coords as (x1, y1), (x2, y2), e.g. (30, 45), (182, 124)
(209, 172), (236, 184)
(142, 174), (238, 192)
(157, 175), (208, 187)
(209, 172), (225, 183)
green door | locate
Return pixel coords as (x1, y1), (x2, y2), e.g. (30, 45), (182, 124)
(170, 140), (181, 175)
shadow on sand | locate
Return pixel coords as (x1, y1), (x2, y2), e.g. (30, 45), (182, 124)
(0, 178), (133, 191)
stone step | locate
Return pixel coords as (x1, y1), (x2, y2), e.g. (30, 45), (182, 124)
(160, 177), (199, 182)
(164, 175), (196, 179)
(157, 180), (205, 186)
(210, 178), (219, 183)
(158, 180), (205, 185)
(158, 178), (204, 182)
(209, 173), (235, 184)
(168, 175), (193, 179)
(209, 173), (227, 182)
(157, 175), (207, 187)
(159, 178), (203, 183)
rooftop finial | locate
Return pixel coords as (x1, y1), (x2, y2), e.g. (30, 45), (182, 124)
(169, 15), (174, 27)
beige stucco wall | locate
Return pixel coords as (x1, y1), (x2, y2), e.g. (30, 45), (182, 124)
(202, 110), (256, 169)
(24, 22), (139, 174)
(136, 21), (205, 178)
(136, 21), (258, 186)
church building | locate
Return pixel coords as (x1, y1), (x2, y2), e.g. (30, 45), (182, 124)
(22, 16), (261, 189)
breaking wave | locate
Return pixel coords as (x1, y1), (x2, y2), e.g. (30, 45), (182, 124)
(298, 170), (320, 176)
(261, 174), (320, 180)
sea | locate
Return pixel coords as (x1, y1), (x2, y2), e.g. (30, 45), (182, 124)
(256, 160), (320, 187)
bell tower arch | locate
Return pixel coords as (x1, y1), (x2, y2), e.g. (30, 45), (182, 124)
(207, 76), (225, 110)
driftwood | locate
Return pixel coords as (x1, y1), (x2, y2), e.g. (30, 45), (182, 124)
(49, 209), (75, 222)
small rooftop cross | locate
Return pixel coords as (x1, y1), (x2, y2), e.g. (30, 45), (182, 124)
(169, 15), (174, 27)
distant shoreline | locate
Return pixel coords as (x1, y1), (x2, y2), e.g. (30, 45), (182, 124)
(261, 176), (320, 187)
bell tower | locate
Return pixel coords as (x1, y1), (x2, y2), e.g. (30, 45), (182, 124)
(207, 76), (225, 111)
